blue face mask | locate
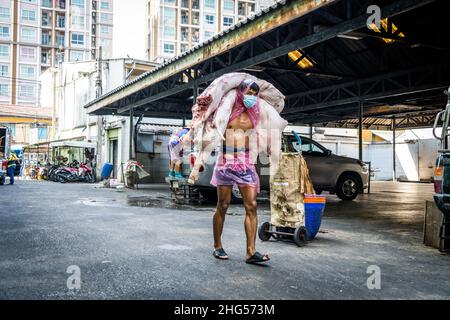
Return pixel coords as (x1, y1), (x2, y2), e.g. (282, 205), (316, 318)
(243, 95), (257, 109)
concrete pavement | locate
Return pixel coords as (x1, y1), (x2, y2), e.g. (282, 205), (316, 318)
(0, 180), (449, 299)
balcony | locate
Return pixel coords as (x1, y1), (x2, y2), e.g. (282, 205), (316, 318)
(56, 16), (65, 28)
(41, 12), (52, 27)
(56, 0), (66, 10)
(41, 51), (51, 65)
(41, 34), (51, 46)
(181, 12), (189, 25)
(181, 27), (189, 42)
(192, 12), (199, 25)
(56, 36), (65, 47)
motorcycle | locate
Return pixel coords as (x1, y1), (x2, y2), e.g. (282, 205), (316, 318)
(54, 160), (81, 183)
(78, 163), (96, 183)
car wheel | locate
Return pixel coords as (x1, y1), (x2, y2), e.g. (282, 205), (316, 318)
(336, 174), (360, 201)
(231, 185), (243, 204)
(200, 189), (218, 203)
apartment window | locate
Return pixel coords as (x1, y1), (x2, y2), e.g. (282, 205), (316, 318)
(100, 38), (110, 47)
(163, 0), (176, 5)
(223, 16), (234, 27)
(0, 65), (9, 77)
(181, 10), (189, 25)
(223, 0), (234, 13)
(0, 45), (9, 57)
(101, 25), (109, 34)
(38, 127), (48, 140)
(163, 8), (176, 39)
(71, 15), (84, 28)
(21, 27), (36, 42)
(56, 34), (65, 46)
(181, 27), (188, 42)
(205, 14), (214, 25)
(57, 15), (65, 28)
(100, 1), (109, 9)
(0, 83), (9, 96)
(41, 12), (51, 26)
(70, 50), (83, 62)
(192, 29), (199, 42)
(71, 33), (84, 45)
(192, 11), (199, 25)
(20, 47), (36, 59)
(248, 3), (255, 14)
(20, 65), (36, 79)
(163, 43), (175, 54)
(100, 13), (109, 22)
(41, 51), (50, 64)
(204, 0), (215, 9)
(42, 0), (52, 8)
(180, 43), (189, 53)
(0, 83), (8, 95)
(0, 7), (10, 19)
(72, 0), (85, 8)
(21, 9), (36, 22)
(42, 32), (51, 45)
(238, 2), (245, 15)
(204, 31), (214, 40)
(19, 85), (35, 98)
(0, 26), (9, 38)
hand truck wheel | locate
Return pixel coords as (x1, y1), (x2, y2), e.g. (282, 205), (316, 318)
(258, 222), (271, 242)
(294, 226), (307, 247)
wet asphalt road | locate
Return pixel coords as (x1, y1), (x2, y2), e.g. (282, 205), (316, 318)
(0, 180), (449, 300)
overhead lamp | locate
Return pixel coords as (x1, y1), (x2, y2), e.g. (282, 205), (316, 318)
(337, 34), (362, 40)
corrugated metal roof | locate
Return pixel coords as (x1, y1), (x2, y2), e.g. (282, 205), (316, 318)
(84, 0), (289, 108)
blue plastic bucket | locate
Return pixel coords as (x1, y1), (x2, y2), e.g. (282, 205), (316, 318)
(101, 163), (114, 180)
(304, 195), (326, 240)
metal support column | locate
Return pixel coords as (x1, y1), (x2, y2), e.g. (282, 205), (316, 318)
(129, 107), (134, 160)
(392, 115), (397, 182)
(358, 101), (363, 161)
(309, 123), (313, 139)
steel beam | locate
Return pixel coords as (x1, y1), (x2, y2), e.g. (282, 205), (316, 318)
(87, 0), (435, 116)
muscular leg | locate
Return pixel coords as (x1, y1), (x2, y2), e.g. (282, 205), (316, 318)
(239, 186), (258, 259)
(213, 186), (232, 252)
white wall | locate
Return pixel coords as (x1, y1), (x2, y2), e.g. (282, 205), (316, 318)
(320, 139), (439, 182)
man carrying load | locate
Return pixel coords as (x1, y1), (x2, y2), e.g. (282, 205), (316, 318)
(187, 74), (288, 265)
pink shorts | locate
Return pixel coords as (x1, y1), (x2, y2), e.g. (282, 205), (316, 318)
(211, 152), (260, 193)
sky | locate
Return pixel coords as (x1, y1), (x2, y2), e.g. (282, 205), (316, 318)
(112, 0), (147, 60)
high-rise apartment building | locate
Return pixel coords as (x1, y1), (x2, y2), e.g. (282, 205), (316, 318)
(0, 0), (114, 107)
(146, 0), (274, 63)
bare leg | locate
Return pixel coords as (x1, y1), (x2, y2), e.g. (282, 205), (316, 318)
(239, 186), (258, 259)
(175, 161), (182, 174)
(213, 186), (232, 253)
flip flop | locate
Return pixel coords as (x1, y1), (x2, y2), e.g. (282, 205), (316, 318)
(213, 248), (229, 260)
(246, 252), (270, 265)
